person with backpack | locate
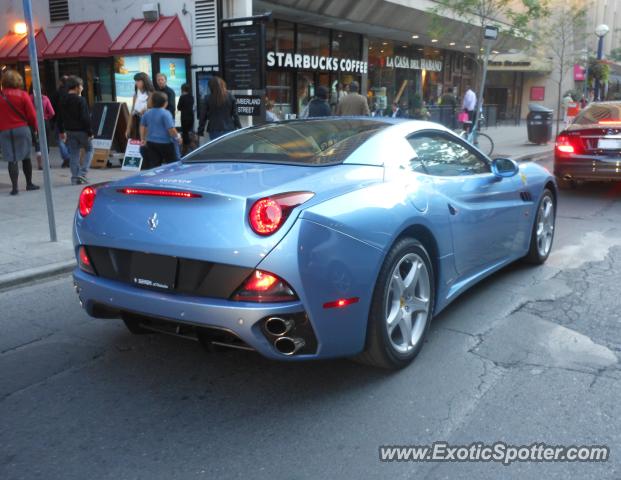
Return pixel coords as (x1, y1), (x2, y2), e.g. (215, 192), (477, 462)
(0, 69), (39, 195)
(57, 76), (94, 185)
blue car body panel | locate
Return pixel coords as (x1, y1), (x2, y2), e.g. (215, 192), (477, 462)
(73, 118), (556, 360)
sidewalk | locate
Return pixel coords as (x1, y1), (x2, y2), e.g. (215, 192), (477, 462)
(0, 125), (553, 290)
(485, 124), (553, 162)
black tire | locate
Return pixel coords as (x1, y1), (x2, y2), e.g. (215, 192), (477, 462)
(555, 176), (577, 190)
(524, 189), (556, 264)
(121, 313), (153, 334)
(356, 238), (435, 369)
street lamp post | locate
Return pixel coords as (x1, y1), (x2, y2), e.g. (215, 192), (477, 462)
(594, 23), (609, 101)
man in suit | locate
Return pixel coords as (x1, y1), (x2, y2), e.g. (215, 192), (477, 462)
(391, 102), (405, 118)
(336, 81), (370, 116)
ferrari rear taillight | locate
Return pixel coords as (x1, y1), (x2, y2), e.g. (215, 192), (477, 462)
(78, 186), (96, 217)
(78, 246), (95, 275)
(231, 270), (297, 302)
(249, 192), (314, 236)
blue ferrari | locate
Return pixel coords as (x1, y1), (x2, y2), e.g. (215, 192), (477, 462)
(73, 118), (556, 369)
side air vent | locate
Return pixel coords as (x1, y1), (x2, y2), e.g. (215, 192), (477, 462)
(195, 0), (217, 40)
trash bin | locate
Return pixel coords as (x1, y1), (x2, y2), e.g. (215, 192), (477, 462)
(526, 103), (553, 144)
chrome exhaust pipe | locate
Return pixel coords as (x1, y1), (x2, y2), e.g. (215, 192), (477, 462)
(264, 317), (294, 336)
(563, 174), (573, 181)
(274, 337), (305, 355)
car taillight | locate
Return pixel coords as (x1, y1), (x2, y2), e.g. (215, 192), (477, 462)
(231, 270), (297, 302)
(78, 186), (96, 217)
(555, 134), (579, 154)
(78, 246), (95, 275)
(249, 192), (314, 236)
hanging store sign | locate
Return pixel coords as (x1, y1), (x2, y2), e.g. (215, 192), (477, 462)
(385, 56), (442, 72)
(222, 24), (265, 90)
(266, 51), (368, 74)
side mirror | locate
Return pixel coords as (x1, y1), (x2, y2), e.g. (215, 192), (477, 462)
(491, 158), (519, 178)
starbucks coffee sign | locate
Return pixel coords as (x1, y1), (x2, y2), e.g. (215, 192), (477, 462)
(386, 56), (442, 72)
(267, 51), (368, 74)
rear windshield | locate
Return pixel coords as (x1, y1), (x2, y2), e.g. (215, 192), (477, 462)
(574, 103), (621, 125)
(183, 119), (387, 165)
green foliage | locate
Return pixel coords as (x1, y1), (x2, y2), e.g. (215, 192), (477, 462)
(589, 58), (610, 83)
(609, 48), (621, 62)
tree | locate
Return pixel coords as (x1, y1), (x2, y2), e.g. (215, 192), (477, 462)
(429, 1), (550, 96)
(540, 0), (587, 135)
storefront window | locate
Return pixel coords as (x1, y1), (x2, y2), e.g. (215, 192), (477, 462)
(159, 57), (187, 122)
(114, 55), (152, 107)
(297, 24), (329, 57)
(266, 20), (294, 53)
(266, 70), (292, 118)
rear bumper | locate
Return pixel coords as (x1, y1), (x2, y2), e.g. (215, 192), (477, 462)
(554, 155), (621, 181)
(73, 268), (320, 360)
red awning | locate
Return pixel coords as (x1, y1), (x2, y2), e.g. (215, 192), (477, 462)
(110, 15), (191, 55)
(0, 30), (48, 63)
(43, 21), (111, 59)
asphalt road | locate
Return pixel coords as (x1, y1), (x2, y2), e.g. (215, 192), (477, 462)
(2, 155), (621, 480)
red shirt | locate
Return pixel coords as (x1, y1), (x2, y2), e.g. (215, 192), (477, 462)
(30, 93), (55, 120)
(0, 88), (38, 131)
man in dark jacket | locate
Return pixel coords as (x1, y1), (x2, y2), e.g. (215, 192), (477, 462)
(307, 86), (331, 117)
(57, 76), (93, 185)
(50, 75), (71, 167)
(155, 73), (176, 120)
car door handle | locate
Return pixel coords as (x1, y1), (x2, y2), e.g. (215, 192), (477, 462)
(448, 203), (458, 215)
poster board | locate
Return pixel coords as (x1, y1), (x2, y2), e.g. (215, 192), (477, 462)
(121, 139), (143, 171)
(221, 24), (265, 90)
(89, 102), (130, 168)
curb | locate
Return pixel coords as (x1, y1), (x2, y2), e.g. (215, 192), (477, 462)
(514, 150), (552, 163)
(0, 260), (75, 291)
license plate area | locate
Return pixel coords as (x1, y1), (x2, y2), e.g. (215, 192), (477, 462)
(597, 138), (621, 150)
(130, 252), (177, 291)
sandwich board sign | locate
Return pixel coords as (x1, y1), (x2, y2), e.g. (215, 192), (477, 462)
(122, 139), (143, 171)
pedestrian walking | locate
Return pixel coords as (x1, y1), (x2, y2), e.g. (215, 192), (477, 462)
(126, 72), (154, 140)
(0, 69), (39, 195)
(391, 102), (406, 118)
(29, 83), (55, 170)
(197, 76), (242, 141)
(462, 85), (477, 132)
(50, 75), (71, 168)
(176, 83), (195, 155)
(155, 73), (176, 120)
(307, 86), (331, 117)
(440, 87), (457, 108)
(140, 91), (181, 169)
(57, 76), (94, 185)
(335, 81), (370, 116)
(265, 98), (279, 122)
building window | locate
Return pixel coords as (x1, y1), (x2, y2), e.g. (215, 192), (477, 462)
(195, 0), (217, 40)
(49, 0), (69, 22)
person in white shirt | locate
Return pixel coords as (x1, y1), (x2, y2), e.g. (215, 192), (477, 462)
(126, 72), (154, 140)
(462, 85), (477, 131)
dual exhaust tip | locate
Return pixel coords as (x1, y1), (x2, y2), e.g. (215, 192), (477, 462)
(265, 317), (305, 356)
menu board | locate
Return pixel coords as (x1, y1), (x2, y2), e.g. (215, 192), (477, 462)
(222, 24), (264, 90)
